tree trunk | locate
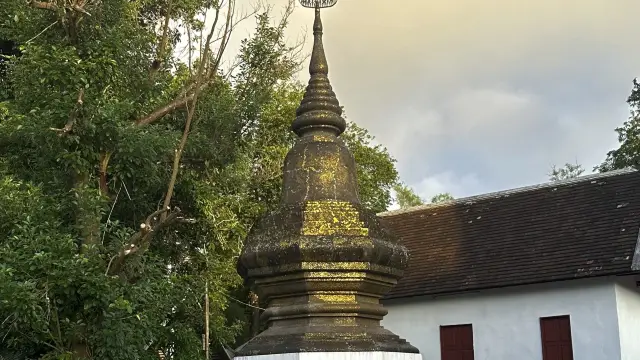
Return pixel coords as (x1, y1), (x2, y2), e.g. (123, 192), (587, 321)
(71, 340), (91, 359)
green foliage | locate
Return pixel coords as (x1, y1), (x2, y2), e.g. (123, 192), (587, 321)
(598, 79), (640, 172)
(234, 12), (300, 133)
(342, 120), (399, 213)
(430, 192), (454, 204)
(0, 1), (402, 358)
(393, 183), (423, 208)
(392, 184), (454, 208)
(549, 162), (585, 182)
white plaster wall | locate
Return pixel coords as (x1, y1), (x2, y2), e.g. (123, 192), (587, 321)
(615, 276), (640, 360)
(382, 278), (621, 360)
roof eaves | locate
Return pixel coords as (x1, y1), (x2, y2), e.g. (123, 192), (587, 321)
(378, 168), (637, 218)
(384, 270), (640, 301)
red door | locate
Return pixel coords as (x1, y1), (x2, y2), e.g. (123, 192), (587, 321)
(540, 316), (574, 360)
(440, 324), (474, 360)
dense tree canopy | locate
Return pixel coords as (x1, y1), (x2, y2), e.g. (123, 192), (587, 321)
(0, 0), (400, 358)
(598, 78), (640, 172)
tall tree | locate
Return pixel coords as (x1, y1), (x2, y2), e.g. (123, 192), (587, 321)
(0, 1), (402, 358)
(549, 162), (585, 182)
(0, 1), (295, 358)
(342, 121), (399, 213)
(598, 78), (640, 172)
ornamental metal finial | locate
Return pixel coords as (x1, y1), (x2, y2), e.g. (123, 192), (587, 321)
(298, 0), (337, 8)
(291, 0), (346, 137)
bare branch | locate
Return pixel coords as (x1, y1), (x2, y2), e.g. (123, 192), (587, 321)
(98, 151), (112, 197)
(133, 0), (258, 127)
(187, 26), (193, 76)
(26, 20), (59, 44)
(150, 0), (173, 75)
(209, 6), (257, 45)
(106, 206), (181, 276)
(50, 88), (84, 136)
(71, 4), (91, 16)
(160, 1), (234, 220)
(28, 0), (57, 11)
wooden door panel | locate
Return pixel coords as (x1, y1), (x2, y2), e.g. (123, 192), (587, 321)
(540, 316), (574, 360)
(561, 344), (573, 360)
(440, 324), (474, 360)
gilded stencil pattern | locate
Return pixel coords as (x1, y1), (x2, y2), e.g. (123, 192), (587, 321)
(301, 201), (369, 236)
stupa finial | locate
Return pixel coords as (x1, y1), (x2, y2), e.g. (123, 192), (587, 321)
(291, 0), (346, 137)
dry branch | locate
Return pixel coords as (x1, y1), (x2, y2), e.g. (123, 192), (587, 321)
(160, 1), (232, 220)
(150, 0), (173, 76)
(99, 151), (112, 196)
(135, 89), (202, 126)
(134, 2), (258, 127)
(106, 206), (183, 276)
(29, 0), (58, 11)
(50, 88), (84, 136)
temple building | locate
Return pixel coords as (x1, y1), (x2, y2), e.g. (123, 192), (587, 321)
(380, 169), (640, 360)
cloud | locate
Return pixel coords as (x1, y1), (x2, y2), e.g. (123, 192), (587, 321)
(227, 0), (640, 199)
(387, 170), (482, 211)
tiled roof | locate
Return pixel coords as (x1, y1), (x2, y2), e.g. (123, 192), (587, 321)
(379, 169), (640, 300)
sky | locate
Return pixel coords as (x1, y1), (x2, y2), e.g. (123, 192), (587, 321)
(222, 0), (640, 203)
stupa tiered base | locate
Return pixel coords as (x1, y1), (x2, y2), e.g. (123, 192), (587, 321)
(236, 352), (423, 360)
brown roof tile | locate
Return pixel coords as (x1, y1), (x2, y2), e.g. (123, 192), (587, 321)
(379, 169), (640, 300)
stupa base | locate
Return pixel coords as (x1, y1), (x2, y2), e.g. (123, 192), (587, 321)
(235, 352), (423, 360)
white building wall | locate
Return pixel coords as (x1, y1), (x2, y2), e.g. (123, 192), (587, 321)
(382, 278), (621, 360)
(615, 275), (640, 360)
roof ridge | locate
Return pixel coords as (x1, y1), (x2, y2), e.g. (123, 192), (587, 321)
(378, 167), (637, 217)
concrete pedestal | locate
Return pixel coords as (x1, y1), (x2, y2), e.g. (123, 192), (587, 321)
(235, 352), (423, 360)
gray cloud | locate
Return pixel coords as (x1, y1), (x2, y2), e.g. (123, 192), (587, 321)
(229, 0), (640, 201)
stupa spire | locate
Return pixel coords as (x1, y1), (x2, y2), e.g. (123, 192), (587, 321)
(292, 4), (346, 136)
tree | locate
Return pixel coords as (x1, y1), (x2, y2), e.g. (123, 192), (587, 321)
(392, 184), (455, 209)
(598, 78), (640, 172)
(393, 183), (424, 208)
(0, 0), (401, 357)
(549, 162), (585, 182)
(342, 121), (399, 213)
(0, 0), (296, 358)
(430, 193), (454, 204)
